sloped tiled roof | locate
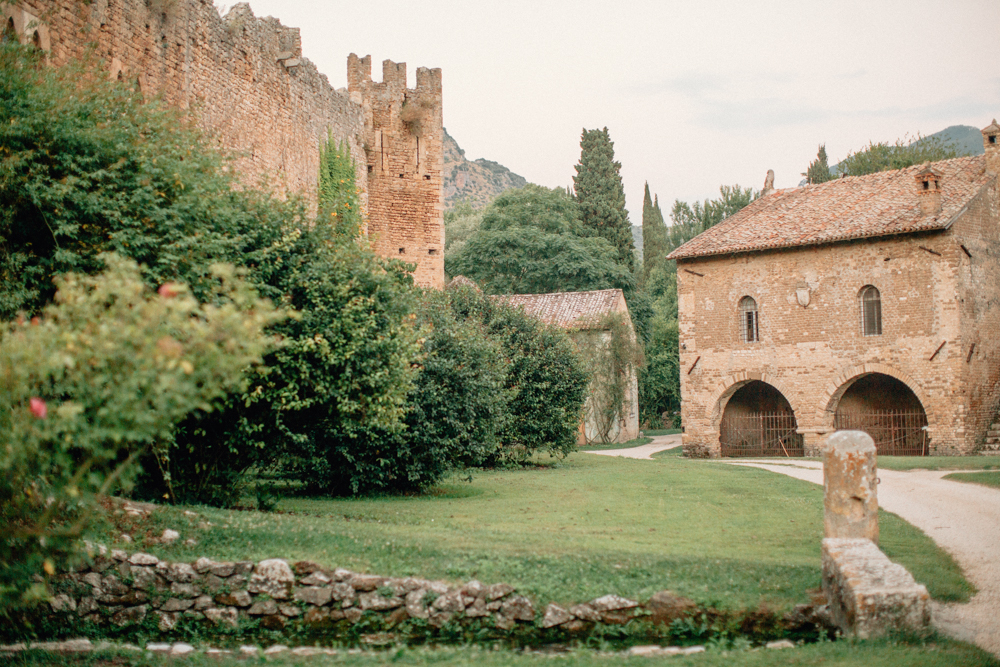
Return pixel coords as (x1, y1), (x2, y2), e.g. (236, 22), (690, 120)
(493, 289), (624, 330)
(667, 155), (992, 261)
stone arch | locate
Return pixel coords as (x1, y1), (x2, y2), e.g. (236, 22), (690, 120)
(716, 378), (803, 457)
(819, 363), (932, 431)
(709, 370), (800, 431)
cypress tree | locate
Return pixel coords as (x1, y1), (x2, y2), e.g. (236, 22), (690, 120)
(804, 144), (833, 184)
(641, 183), (669, 282)
(573, 128), (635, 272)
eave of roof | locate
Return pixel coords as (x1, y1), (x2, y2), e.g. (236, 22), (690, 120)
(667, 155), (992, 261)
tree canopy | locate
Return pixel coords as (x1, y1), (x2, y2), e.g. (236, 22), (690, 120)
(572, 128), (635, 272)
(836, 135), (961, 177)
(641, 183), (668, 283)
(804, 144), (833, 184)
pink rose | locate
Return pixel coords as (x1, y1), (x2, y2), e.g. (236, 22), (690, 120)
(29, 398), (47, 419)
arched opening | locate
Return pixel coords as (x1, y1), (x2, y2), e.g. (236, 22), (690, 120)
(719, 380), (802, 457)
(833, 373), (928, 455)
(2, 17), (16, 43)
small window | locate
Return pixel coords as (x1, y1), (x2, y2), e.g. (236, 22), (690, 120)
(739, 296), (759, 343)
(428, 248), (438, 255)
(860, 285), (882, 336)
(398, 247), (405, 254)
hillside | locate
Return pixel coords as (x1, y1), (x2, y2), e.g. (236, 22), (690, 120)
(918, 125), (984, 156)
(443, 129), (527, 209)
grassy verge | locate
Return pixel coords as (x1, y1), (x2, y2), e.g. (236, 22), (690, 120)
(943, 471), (1000, 489)
(8, 637), (1000, 667)
(578, 437), (652, 451)
(643, 428), (682, 436)
(104, 449), (972, 610)
(875, 455), (1000, 471)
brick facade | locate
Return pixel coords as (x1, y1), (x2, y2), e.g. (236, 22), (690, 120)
(4, 0), (443, 287)
(669, 131), (1000, 457)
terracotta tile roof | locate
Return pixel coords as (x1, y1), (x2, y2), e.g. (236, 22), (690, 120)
(667, 155), (992, 261)
(493, 289), (624, 330)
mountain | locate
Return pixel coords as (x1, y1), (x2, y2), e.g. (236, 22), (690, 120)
(443, 129), (527, 209)
(917, 125), (984, 156)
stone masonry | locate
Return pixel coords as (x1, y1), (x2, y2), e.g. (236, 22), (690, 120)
(668, 127), (1000, 456)
(4, 0), (444, 287)
(821, 538), (930, 639)
(823, 431), (879, 543)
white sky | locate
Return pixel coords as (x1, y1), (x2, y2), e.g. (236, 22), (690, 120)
(222, 1), (1000, 221)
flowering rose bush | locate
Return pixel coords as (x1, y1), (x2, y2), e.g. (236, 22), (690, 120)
(0, 254), (281, 615)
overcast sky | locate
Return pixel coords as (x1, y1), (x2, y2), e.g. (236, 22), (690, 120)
(222, 1), (1000, 221)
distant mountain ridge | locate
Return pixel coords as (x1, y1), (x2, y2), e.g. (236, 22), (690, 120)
(918, 125), (985, 157)
(443, 129), (527, 209)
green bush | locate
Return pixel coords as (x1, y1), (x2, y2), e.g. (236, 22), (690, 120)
(0, 41), (298, 317)
(289, 289), (511, 495)
(0, 255), (278, 613)
(142, 223), (424, 504)
(449, 287), (588, 462)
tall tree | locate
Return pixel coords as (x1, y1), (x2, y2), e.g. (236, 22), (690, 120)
(641, 183), (669, 283)
(667, 184), (758, 252)
(804, 144), (833, 184)
(572, 128), (635, 272)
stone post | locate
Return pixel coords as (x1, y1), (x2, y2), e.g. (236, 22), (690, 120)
(823, 430), (878, 544)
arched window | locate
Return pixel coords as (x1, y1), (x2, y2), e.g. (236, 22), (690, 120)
(860, 286), (881, 336)
(739, 296), (759, 343)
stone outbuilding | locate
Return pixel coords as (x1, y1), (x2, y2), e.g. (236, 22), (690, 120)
(497, 289), (640, 445)
(667, 121), (1000, 457)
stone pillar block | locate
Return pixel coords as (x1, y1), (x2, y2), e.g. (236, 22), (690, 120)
(822, 538), (930, 638)
(823, 430), (878, 543)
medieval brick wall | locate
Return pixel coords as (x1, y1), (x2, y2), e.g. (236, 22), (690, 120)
(348, 56), (444, 289)
(5, 0), (445, 288)
(952, 179), (1000, 453)
(676, 178), (1000, 456)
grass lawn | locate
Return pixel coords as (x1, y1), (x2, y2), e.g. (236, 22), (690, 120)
(578, 437), (652, 451)
(8, 638), (1000, 667)
(106, 449), (972, 612)
(943, 470), (1000, 489)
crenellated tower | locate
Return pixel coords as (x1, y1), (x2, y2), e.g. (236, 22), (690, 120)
(348, 54), (444, 288)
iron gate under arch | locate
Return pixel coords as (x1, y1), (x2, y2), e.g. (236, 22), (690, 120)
(833, 410), (928, 456)
(719, 411), (804, 457)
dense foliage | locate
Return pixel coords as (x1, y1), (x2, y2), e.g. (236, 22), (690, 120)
(0, 256), (276, 613)
(317, 134), (362, 237)
(449, 287), (589, 461)
(640, 183), (668, 283)
(443, 200), (484, 257)
(803, 144), (833, 184)
(835, 134), (961, 177)
(446, 186), (633, 295)
(0, 43), (291, 318)
(143, 224), (423, 505)
(573, 128), (635, 272)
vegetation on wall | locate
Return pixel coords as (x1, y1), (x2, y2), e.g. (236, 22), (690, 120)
(573, 313), (644, 444)
(317, 134), (363, 237)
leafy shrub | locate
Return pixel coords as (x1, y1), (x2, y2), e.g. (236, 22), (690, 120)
(0, 255), (278, 613)
(146, 223), (424, 503)
(449, 287), (588, 462)
(290, 289), (511, 495)
(0, 41), (298, 317)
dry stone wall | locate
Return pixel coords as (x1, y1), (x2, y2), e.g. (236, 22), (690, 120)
(49, 549), (726, 639)
(5, 0), (445, 287)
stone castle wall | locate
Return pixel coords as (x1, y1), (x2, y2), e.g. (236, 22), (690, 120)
(4, 0), (444, 287)
(349, 56), (444, 288)
(676, 177), (1000, 456)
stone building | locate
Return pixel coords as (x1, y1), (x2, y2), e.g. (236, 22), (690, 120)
(667, 122), (1000, 457)
(3, 0), (444, 287)
(498, 289), (640, 445)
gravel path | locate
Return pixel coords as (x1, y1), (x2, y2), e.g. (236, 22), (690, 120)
(718, 459), (1000, 657)
(582, 434), (682, 460)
